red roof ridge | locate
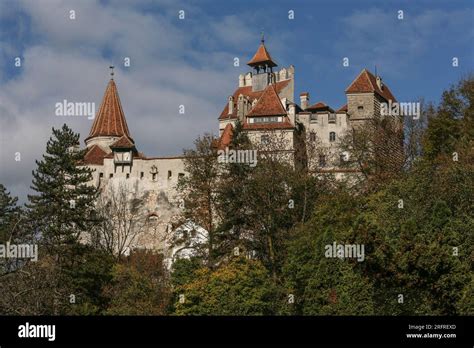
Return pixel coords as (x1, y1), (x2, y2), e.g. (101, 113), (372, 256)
(110, 135), (135, 149)
(83, 144), (107, 165)
(306, 101), (334, 112)
(308, 101), (327, 108)
(217, 123), (234, 150)
(219, 79), (290, 120)
(337, 104), (348, 112)
(247, 84), (286, 117)
(345, 68), (396, 102)
(247, 42), (277, 67)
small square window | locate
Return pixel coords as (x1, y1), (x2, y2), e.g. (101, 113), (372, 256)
(109, 173), (113, 178)
(126, 173), (130, 179)
(358, 105), (364, 111)
(99, 172), (104, 178)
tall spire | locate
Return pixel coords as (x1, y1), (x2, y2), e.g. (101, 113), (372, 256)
(247, 35), (277, 69)
(85, 70), (133, 146)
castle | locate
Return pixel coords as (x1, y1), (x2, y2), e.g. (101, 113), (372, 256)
(80, 37), (398, 261)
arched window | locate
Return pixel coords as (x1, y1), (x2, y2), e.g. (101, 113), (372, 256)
(329, 132), (336, 142)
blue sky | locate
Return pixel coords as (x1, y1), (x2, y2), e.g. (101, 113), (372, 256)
(0, 0), (473, 202)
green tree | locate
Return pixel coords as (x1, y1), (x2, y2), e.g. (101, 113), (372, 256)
(177, 134), (221, 268)
(423, 75), (473, 160)
(0, 184), (22, 243)
(174, 257), (277, 315)
(28, 124), (98, 258)
(103, 250), (170, 315)
(26, 124), (100, 314)
(283, 190), (375, 315)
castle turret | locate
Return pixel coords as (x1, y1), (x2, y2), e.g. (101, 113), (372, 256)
(247, 34), (277, 92)
(85, 67), (134, 151)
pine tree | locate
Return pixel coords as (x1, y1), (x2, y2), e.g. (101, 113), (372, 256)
(27, 124), (98, 264)
(0, 184), (27, 277)
(0, 184), (21, 243)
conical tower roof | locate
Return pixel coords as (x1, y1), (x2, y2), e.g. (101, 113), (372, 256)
(247, 37), (277, 68)
(85, 78), (133, 142)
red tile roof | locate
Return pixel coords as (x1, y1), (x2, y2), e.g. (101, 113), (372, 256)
(86, 79), (133, 142)
(110, 135), (135, 149)
(217, 123), (233, 150)
(219, 79), (290, 120)
(337, 104), (348, 112)
(306, 101), (334, 113)
(345, 69), (396, 102)
(103, 150), (145, 160)
(247, 42), (277, 68)
(242, 117), (294, 130)
(82, 144), (107, 165)
(247, 84), (287, 117)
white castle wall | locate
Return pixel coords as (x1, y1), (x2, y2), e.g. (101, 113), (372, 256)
(83, 156), (187, 265)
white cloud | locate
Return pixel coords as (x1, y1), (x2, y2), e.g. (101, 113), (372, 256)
(0, 0), (257, 203)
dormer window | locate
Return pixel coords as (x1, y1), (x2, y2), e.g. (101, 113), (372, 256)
(253, 116), (279, 124)
(328, 114), (336, 124)
(113, 150), (132, 164)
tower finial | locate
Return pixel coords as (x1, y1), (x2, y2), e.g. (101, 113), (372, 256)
(109, 65), (115, 79)
(261, 30), (265, 44)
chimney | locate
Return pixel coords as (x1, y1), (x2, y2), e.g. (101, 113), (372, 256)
(237, 94), (245, 121)
(239, 74), (245, 87)
(245, 72), (252, 86)
(228, 96), (234, 115)
(300, 92), (309, 110)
